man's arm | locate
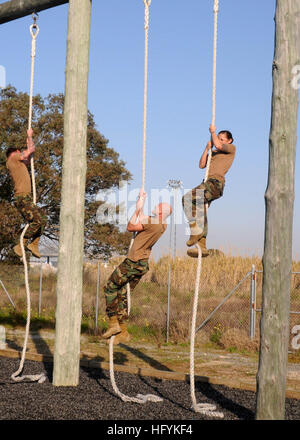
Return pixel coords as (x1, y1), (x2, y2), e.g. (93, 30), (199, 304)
(209, 124), (224, 151)
(127, 189), (147, 232)
(20, 129), (35, 162)
(199, 140), (212, 169)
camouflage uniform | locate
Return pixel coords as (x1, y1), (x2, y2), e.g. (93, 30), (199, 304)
(14, 193), (47, 240)
(104, 258), (149, 323)
(182, 177), (224, 239)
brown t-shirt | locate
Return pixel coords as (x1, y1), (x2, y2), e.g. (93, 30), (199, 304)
(127, 217), (167, 262)
(208, 144), (236, 182)
(6, 152), (31, 196)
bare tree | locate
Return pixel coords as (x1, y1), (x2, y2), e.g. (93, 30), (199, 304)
(256, 0), (300, 420)
(53, 0), (91, 386)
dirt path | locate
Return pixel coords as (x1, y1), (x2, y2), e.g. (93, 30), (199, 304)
(1, 328), (300, 399)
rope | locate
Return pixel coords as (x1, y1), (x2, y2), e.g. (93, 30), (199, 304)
(125, 0), (151, 311)
(109, 336), (163, 404)
(141, 0), (151, 192)
(11, 15), (46, 384)
(204, 0), (219, 183)
(29, 20), (39, 204)
(109, 0), (161, 405)
(189, 245), (223, 418)
(189, 1), (223, 418)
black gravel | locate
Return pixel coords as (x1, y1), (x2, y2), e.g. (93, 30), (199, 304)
(0, 356), (299, 423)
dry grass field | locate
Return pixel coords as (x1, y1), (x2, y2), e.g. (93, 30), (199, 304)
(0, 254), (299, 353)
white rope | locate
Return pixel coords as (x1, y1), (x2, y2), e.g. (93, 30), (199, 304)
(109, 0), (161, 405)
(189, 245), (223, 418)
(204, 0), (219, 183)
(189, 1), (224, 418)
(141, 0), (151, 192)
(11, 16), (46, 384)
(126, 0), (151, 313)
(29, 21), (39, 205)
(109, 336), (163, 404)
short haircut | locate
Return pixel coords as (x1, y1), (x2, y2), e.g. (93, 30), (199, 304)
(6, 147), (19, 158)
(219, 130), (234, 143)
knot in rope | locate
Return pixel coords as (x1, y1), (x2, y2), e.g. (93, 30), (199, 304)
(213, 0), (219, 14)
(144, 0), (151, 30)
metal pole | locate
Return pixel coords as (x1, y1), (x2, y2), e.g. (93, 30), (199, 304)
(95, 260), (100, 330)
(38, 262), (43, 317)
(249, 264), (256, 339)
(169, 204), (173, 258)
(196, 271), (252, 334)
(173, 189), (176, 259)
(0, 278), (15, 309)
(166, 263), (171, 342)
(167, 179), (183, 260)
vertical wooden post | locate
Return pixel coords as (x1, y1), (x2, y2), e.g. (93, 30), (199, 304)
(256, 0), (300, 419)
(53, 0), (91, 386)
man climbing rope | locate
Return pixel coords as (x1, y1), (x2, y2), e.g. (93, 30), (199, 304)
(182, 124), (236, 258)
(102, 189), (172, 345)
(6, 129), (47, 259)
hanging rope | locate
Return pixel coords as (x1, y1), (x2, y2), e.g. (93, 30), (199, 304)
(109, 335), (163, 403)
(189, 1), (224, 418)
(204, 0), (219, 183)
(11, 14), (46, 384)
(141, 0), (151, 192)
(125, 0), (152, 315)
(109, 0), (161, 405)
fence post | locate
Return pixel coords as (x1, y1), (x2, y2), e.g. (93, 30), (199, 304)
(249, 264), (257, 339)
(95, 260), (100, 330)
(166, 263), (171, 343)
(38, 262), (43, 317)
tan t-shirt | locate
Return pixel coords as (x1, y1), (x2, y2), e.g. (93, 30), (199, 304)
(208, 144), (236, 181)
(127, 217), (167, 262)
(6, 152), (31, 196)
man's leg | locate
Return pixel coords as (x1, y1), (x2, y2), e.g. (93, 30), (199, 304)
(183, 179), (224, 256)
(14, 194), (47, 258)
(182, 182), (207, 247)
(103, 258), (149, 342)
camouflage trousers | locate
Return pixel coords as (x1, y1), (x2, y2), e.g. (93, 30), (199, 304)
(182, 177), (224, 239)
(104, 258), (149, 322)
(14, 193), (47, 240)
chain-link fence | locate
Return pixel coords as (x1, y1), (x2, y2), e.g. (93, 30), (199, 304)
(0, 258), (299, 353)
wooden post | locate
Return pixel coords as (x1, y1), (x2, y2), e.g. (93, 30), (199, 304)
(256, 0), (300, 420)
(0, 0), (69, 25)
(53, 0), (91, 386)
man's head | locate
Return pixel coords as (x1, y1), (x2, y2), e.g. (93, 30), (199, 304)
(6, 147), (20, 159)
(152, 202), (172, 221)
(218, 130), (233, 144)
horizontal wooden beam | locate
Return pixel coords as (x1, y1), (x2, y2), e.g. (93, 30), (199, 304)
(0, 0), (69, 25)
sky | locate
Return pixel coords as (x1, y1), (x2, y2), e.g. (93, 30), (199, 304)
(0, 0), (299, 260)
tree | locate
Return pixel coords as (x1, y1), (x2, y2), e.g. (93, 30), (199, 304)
(256, 0), (300, 420)
(0, 86), (132, 260)
(53, 0), (91, 386)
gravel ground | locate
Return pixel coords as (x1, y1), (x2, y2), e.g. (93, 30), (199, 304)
(0, 356), (299, 422)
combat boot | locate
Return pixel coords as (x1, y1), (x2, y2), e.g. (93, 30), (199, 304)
(102, 316), (121, 339)
(27, 237), (41, 258)
(187, 237), (209, 258)
(13, 239), (28, 258)
(106, 321), (131, 345)
(186, 221), (204, 247)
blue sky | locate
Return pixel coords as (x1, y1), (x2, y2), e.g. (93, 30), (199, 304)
(0, 0), (299, 260)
